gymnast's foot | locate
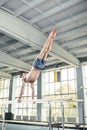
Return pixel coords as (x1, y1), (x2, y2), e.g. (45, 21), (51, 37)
(50, 29), (56, 39)
(18, 98), (22, 103)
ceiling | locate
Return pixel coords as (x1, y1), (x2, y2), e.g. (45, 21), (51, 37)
(0, 0), (87, 78)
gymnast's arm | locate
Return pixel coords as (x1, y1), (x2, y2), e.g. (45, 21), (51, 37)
(18, 79), (25, 103)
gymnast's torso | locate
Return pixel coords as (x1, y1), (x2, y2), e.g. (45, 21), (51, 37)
(23, 67), (41, 83)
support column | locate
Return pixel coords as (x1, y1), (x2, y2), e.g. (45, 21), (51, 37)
(76, 65), (85, 123)
(8, 77), (13, 112)
(37, 72), (42, 121)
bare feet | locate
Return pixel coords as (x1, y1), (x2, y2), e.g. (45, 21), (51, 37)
(18, 98), (22, 103)
(50, 29), (56, 39)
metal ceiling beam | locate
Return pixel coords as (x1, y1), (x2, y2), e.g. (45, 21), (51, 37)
(15, 0), (47, 16)
(61, 36), (87, 47)
(0, 66), (14, 71)
(0, 51), (31, 71)
(50, 43), (80, 66)
(0, 71), (12, 79)
(46, 60), (61, 66)
(0, 9), (79, 66)
(69, 44), (87, 52)
(0, 0), (8, 6)
(30, 0), (83, 24)
(1, 42), (19, 50)
(11, 48), (33, 55)
(43, 11), (87, 33)
(20, 53), (38, 61)
(76, 53), (87, 58)
(56, 25), (87, 40)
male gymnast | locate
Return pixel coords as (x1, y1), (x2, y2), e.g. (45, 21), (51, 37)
(18, 29), (56, 102)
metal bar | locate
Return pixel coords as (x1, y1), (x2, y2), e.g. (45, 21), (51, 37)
(61, 104), (64, 130)
(48, 103), (52, 130)
(0, 99), (84, 105)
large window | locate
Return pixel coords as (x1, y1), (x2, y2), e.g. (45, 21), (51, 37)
(42, 67), (77, 123)
(83, 64), (87, 123)
(12, 75), (37, 121)
(0, 79), (10, 116)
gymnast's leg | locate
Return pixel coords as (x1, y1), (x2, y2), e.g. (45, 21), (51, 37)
(37, 29), (56, 60)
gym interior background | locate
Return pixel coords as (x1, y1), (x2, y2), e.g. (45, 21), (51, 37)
(0, 0), (87, 130)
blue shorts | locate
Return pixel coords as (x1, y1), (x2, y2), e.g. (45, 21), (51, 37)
(33, 58), (46, 70)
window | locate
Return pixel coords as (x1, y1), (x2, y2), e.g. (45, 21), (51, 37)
(0, 79), (10, 115)
(42, 67), (77, 122)
(83, 64), (87, 123)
